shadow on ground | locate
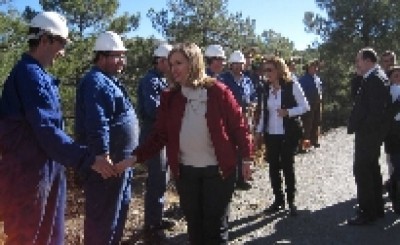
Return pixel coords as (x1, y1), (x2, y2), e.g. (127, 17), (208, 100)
(229, 197), (400, 245)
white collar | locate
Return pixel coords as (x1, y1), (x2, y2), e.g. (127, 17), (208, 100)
(363, 64), (380, 79)
(181, 86), (207, 102)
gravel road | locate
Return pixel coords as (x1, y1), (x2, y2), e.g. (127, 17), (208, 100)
(2, 127), (400, 245)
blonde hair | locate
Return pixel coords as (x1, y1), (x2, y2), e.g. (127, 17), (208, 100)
(167, 43), (215, 88)
(265, 56), (292, 83)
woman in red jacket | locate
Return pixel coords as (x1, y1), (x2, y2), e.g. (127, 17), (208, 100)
(116, 43), (253, 244)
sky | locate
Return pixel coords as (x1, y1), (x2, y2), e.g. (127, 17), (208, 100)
(2, 0), (324, 50)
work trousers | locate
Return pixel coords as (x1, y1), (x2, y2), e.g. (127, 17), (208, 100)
(3, 161), (66, 245)
(84, 169), (133, 245)
(301, 102), (321, 145)
(144, 148), (168, 227)
(140, 124), (168, 227)
(177, 164), (235, 245)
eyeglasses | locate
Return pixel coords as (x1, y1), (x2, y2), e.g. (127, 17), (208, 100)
(264, 68), (275, 72)
(106, 53), (127, 61)
(50, 35), (68, 48)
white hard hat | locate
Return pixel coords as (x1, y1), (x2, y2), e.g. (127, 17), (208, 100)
(205, 44), (226, 59)
(153, 43), (172, 57)
(29, 11), (69, 40)
(93, 31), (127, 51)
(228, 50), (246, 63)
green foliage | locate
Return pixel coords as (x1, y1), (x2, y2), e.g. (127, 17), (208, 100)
(0, 10), (27, 84)
(39, 0), (119, 35)
(0, 0), (342, 131)
(147, 0), (257, 51)
(259, 29), (295, 59)
(108, 12), (140, 34)
(303, 0), (400, 128)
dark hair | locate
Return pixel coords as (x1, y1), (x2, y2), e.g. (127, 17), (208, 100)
(93, 51), (111, 63)
(205, 56), (224, 65)
(387, 65), (400, 78)
(205, 57), (213, 65)
(27, 27), (42, 48)
(360, 47), (378, 63)
(302, 59), (319, 72)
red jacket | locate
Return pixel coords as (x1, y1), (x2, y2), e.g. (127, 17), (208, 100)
(133, 81), (253, 179)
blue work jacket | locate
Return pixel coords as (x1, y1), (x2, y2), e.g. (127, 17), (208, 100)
(136, 68), (167, 127)
(0, 53), (94, 244)
(298, 73), (322, 105)
(218, 71), (257, 112)
(0, 53), (94, 172)
(75, 66), (139, 162)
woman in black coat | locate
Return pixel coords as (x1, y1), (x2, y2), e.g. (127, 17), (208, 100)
(255, 56), (310, 216)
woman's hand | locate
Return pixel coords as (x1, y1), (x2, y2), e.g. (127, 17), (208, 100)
(242, 160), (253, 181)
(276, 108), (288, 117)
(115, 156), (137, 174)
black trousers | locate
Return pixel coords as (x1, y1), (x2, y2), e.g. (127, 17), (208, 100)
(177, 164), (235, 245)
(354, 132), (384, 219)
(265, 134), (297, 204)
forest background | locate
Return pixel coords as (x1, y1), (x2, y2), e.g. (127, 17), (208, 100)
(1, 0), (400, 133)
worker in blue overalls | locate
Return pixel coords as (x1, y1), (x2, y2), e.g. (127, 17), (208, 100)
(204, 44), (226, 78)
(219, 50), (257, 190)
(75, 31), (139, 245)
(136, 43), (174, 241)
(0, 12), (116, 245)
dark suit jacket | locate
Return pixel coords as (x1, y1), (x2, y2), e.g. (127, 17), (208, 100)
(348, 67), (391, 139)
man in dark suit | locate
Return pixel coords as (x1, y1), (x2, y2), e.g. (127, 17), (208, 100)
(347, 47), (391, 225)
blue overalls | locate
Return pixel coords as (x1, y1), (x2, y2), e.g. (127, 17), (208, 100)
(136, 68), (168, 228)
(0, 53), (94, 245)
(218, 71), (257, 184)
(218, 72), (257, 113)
(75, 67), (139, 244)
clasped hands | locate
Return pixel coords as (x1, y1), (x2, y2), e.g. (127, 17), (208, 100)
(90, 154), (137, 179)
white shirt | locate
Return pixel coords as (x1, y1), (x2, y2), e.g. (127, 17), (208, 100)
(390, 84), (400, 121)
(256, 81), (310, 134)
(179, 86), (218, 167)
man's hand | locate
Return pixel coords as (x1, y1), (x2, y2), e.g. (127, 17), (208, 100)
(91, 154), (117, 179)
(254, 132), (263, 151)
(115, 156), (137, 175)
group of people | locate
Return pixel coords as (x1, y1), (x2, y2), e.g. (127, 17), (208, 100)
(0, 10), (398, 245)
(0, 11), (251, 245)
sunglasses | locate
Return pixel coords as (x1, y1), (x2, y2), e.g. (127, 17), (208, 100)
(51, 35), (68, 47)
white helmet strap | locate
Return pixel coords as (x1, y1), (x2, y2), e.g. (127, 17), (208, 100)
(27, 29), (46, 40)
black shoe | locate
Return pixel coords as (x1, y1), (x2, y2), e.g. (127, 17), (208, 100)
(385, 179), (393, 196)
(393, 182), (400, 214)
(347, 215), (375, 226)
(264, 201), (285, 213)
(145, 219), (175, 231)
(289, 204), (298, 216)
(235, 181), (252, 191)
(142, 228), (167, 244)
(312, 143), (320, 148)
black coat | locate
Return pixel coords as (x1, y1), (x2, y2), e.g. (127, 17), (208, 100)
(262, 80), (304, 142)
(347, 67), (391, 140)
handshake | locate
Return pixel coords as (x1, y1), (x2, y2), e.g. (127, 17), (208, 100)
(90, 154), (137, 179)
